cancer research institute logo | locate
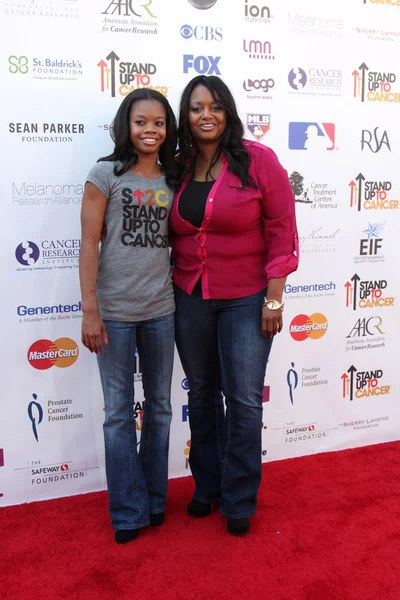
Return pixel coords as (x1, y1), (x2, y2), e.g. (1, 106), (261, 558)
(247, 114), (270, 141)
(287, 362), (298, 405)
(352, 63), (399, 103)
(288, 122), (335, 150)
(15, 241), (40, 266)
(348, 173), (398, 211)
(27, 338), (79, 370)
(98, 51), (166, 98)
(288, 66), (342, 97)
(28, 393), (43, 442)
(289, 314), (328, 341)
(344, 274), (395, 310)
(341, 366), (390, 401)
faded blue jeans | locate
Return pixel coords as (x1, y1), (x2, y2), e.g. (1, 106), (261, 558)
(175, 285), (273, 519)
(97, 314), (174, 531)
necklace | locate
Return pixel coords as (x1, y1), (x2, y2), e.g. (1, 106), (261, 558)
(133, 164), (162, 179)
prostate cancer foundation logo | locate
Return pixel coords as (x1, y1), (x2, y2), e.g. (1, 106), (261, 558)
(288, 122), (335, 150)
(28, 393), (43, 441)
(287, 362), (298, 405)
(289, 313), (328, 341)
(28, 338), (79, 370)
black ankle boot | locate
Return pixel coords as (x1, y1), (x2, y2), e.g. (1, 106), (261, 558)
(115, 529), (138, 544)
(227, 518), (250, 536)
(150, 512), (164, 526)
(187, 499), (212, 518)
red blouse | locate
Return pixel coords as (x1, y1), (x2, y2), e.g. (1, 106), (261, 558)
(170, 140), (299, 300)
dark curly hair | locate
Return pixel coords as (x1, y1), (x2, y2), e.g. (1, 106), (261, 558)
(99, 88), (178, 189)
(177, 75), (254, 188)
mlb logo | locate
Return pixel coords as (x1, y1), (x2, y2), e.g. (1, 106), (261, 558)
(288, 122), (335, 150)
(247, 114), (271, 142)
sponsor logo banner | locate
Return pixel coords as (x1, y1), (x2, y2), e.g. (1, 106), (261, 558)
(289, 313), (328, 341)
(345, 274), (395, 310)
(288, 122), (335, 150)
(348, 174), (398, 211)
(246, 114), (270, 141)
(27, 338), (79, 370)
(341, 366), (391, 400)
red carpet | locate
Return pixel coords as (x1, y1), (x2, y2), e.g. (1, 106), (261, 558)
(2, 442), (400, 600)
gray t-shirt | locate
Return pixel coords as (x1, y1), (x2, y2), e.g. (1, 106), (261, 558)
(86, 161), (175, 321)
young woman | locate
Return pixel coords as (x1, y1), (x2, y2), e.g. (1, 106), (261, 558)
(170, 76), (299, 536)
(79, 89), (178, 544)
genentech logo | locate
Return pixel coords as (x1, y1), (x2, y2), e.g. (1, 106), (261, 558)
(348, 173), (398, 211)
(341, 366), (390, 400)
(352, 62), (399, 103)
(344, 274), (395, 310)
(289, 314), (328, 341)
(27, 338), (79, 370)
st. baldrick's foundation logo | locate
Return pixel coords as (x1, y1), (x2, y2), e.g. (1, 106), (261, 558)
(341, 366), (390, 401)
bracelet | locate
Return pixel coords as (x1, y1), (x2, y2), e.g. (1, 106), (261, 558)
(262, 298), (284, 311)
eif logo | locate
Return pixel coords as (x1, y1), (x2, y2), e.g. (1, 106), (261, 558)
(15, 241), (40, 266)
(359, 223), (384, 257)
(341, 366), (390, 400)
(352, 62), (398, 103)
(101, 0), (157, 17)
(287, 362), (298, 405)
(28, 393), (43, 442)
(348, 173), (397, 211)
(344, 274), (394, 310)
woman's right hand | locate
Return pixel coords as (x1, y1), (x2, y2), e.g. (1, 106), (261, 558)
(81, 309), (108, 354)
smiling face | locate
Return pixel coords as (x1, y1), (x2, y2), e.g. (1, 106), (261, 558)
(129, 99), (167, 156)
(188, 85), (227, 145)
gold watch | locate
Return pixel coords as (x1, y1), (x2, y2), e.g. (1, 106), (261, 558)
(262, 298), (284, 310)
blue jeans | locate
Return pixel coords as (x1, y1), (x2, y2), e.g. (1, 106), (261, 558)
(97, 314), (174, 531)
(175, 285), (273, 519)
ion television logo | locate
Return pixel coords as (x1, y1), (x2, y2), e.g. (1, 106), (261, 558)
(27, 338), (79, 370)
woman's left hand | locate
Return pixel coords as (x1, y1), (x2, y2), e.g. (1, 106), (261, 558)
(262, 306), (283, 338)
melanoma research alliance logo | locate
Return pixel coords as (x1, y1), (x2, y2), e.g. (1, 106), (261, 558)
(341, 366), (391, 400)
(98, 51), (167, 97)
(344, 274), (395, 310)
(100, 0), (158, 35)
(348, 173), (398, 211)
(352, 63), (399, 103)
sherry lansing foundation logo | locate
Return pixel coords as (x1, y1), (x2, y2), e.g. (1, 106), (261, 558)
(288, 67), (342, 97)
(8, 122), (84, 143)
(289, 314), (328, 341)
(356, 223), (385, 264)
(288, 122), (335, 150)
(353, 63), (399, 103)
(246, 114), (270, 141)
(27, 338), (79, 370)
(101, 0), (158, 35)
(243, 39), (275, 60)
(341, 366), (390, 400)
(344, 274), (394, 310)
(98, 51), (166, 98)
(349, 174), (398, 211)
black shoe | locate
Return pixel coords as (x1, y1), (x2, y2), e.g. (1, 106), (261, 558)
(150, 512), (164, 527)
(187, 499), (212, 518)
(115, 529), (138, 544)
(227, 518), (250, 536)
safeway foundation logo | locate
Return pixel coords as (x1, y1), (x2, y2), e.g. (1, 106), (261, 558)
(246, 114), (270, 141)
(352, 63), (399, 103)
(289, 313), (328, 341)
(100, 0), (158, 35)
(341, 366), (390, 400)
(27, 338), (79, 370)
(344, 274), (395, 310)
(348, 173), (398, 211)
(98, 51), (167, 97)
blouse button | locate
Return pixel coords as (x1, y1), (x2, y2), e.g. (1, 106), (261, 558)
(206, 217), (210, 220)
(209, 198), (213, 202)
(202, 261), (205, 265)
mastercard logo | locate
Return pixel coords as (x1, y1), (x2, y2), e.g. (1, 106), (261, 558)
(27, 338), (79, 370)
(289, 313), (328, 341)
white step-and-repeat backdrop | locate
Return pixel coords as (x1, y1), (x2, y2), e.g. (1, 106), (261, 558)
(0, 0), (399, 505)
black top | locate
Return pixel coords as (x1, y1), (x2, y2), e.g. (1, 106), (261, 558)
(179, 179), (214, 229)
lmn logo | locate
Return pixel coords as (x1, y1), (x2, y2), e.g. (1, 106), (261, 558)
(102, 0), (157, 17)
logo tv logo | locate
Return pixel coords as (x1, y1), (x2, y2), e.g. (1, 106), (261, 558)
(352, 62), (398, 103)
(243, 78), (275, 93)
(344, 274), (394, 310)
(288, 122), (335, 150)
(27, 338), (79, 370)
(341, 366), (390, 400)
(183, 54), (221, 75)
(289, 314), (328, 341)
(349, 173), (397, 211)
(15, 241), (40, 266)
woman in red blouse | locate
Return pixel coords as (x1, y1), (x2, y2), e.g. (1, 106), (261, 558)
(170, 76), (299, 536)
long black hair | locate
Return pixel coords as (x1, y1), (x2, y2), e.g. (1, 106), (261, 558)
(178, 76), (253, 188)
(99, 88), (178, 189)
